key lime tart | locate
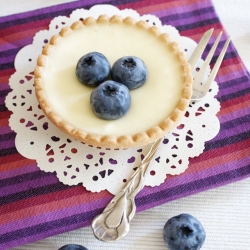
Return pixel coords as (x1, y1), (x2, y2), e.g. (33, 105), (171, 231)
(34, 15), (192, 148)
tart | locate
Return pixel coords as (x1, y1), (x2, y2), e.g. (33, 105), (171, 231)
(34, 15), (192, 148)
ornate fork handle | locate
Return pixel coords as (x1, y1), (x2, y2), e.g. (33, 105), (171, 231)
(91, 138), (162, 242)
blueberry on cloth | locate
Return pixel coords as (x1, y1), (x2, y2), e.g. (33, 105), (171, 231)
(90, 80), (131, 120)
(76, 52), (110, 87)
(111, 56), (148, 90)
(163, 214), (206, 250)
(58, 244), (88, 250)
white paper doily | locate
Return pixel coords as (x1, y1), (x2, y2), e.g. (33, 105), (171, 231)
(5, 5), (220, 195)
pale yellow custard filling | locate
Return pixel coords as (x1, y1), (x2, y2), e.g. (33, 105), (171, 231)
(42, 21), (184, 136)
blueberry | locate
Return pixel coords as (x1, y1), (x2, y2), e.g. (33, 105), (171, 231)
(76, 52), (110, 87)
(111, 56), (148, 90)
(163, 214), (206, 250)
(58, 244), (88, 250)
(90, 80), (131, 120)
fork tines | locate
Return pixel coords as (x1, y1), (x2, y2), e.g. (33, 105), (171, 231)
(190, 29), (231, 100)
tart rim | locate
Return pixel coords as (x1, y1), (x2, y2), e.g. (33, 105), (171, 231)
(34, 14), (193, 148)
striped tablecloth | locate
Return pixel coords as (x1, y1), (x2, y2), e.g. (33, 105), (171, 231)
(0, 0), (250, 249)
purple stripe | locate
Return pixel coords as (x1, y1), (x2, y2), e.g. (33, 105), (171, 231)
(0, 219), (91, 249)
(216, 50), (237, 65)
(137, 163), (250, 212)
(0, 172), (59, 197)
(0, 126), (12, 134)
(218, 86), (250, 102)
(0, 139), (15, 151)
(215, 71), (247, 86)
(0, 211), (94, 247)
(0, 88), (10, 99)
(0, 62), (14, 71)
(0, 104), (10, 112)
(215, 123), (250, 142)
(0, 164), (37, 180)
(0, 131), (15, 141)
(0, 52), (20, 67)
(138, 156), (250, 206)
(0, 146), (18, 157)
(218, 75), (248, 90)
(0, 48), (19, 57)
(0, 170), (53, 188)
(0, 207), (103, 249)
(205, 130), (250, 151)
(160, 6), (215, 26)
(219, 107), (250, 124)
(128, 158), (250, 216)
(0, 197), (109, 235)
(153, 0), (213, 18)
(220, 113), (250, 130)
(0, 48), (19, 60)
(181, 16), (219, 30)
(0, 97), (8, 107)
(209, 40), (236, 58)
(0, 0), (249, 249)
(0, 180), (70, 206)
(0, 37), (33, 54)
(0, 83), (10, 92)
(0, 0), (110, 29)
(219, 106), (250, 124)
(148, 155), (250, 193)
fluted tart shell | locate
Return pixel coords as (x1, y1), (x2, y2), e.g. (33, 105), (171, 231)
(34, 15), (192, 148)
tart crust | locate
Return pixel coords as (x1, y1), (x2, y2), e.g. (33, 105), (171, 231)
(34, 15), (192, 148)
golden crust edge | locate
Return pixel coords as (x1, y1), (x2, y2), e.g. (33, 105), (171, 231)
(34, 14), (193, 149)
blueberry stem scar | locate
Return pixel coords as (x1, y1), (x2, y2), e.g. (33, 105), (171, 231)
(123, 58), (136, 69)
(84, 56), (95, 66)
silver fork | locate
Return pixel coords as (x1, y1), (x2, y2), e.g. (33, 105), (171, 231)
(189, 28), (231, 100)
(91, 29), (231, 242)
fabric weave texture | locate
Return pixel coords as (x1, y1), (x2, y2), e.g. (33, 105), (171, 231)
(0, 0), (250, 249)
